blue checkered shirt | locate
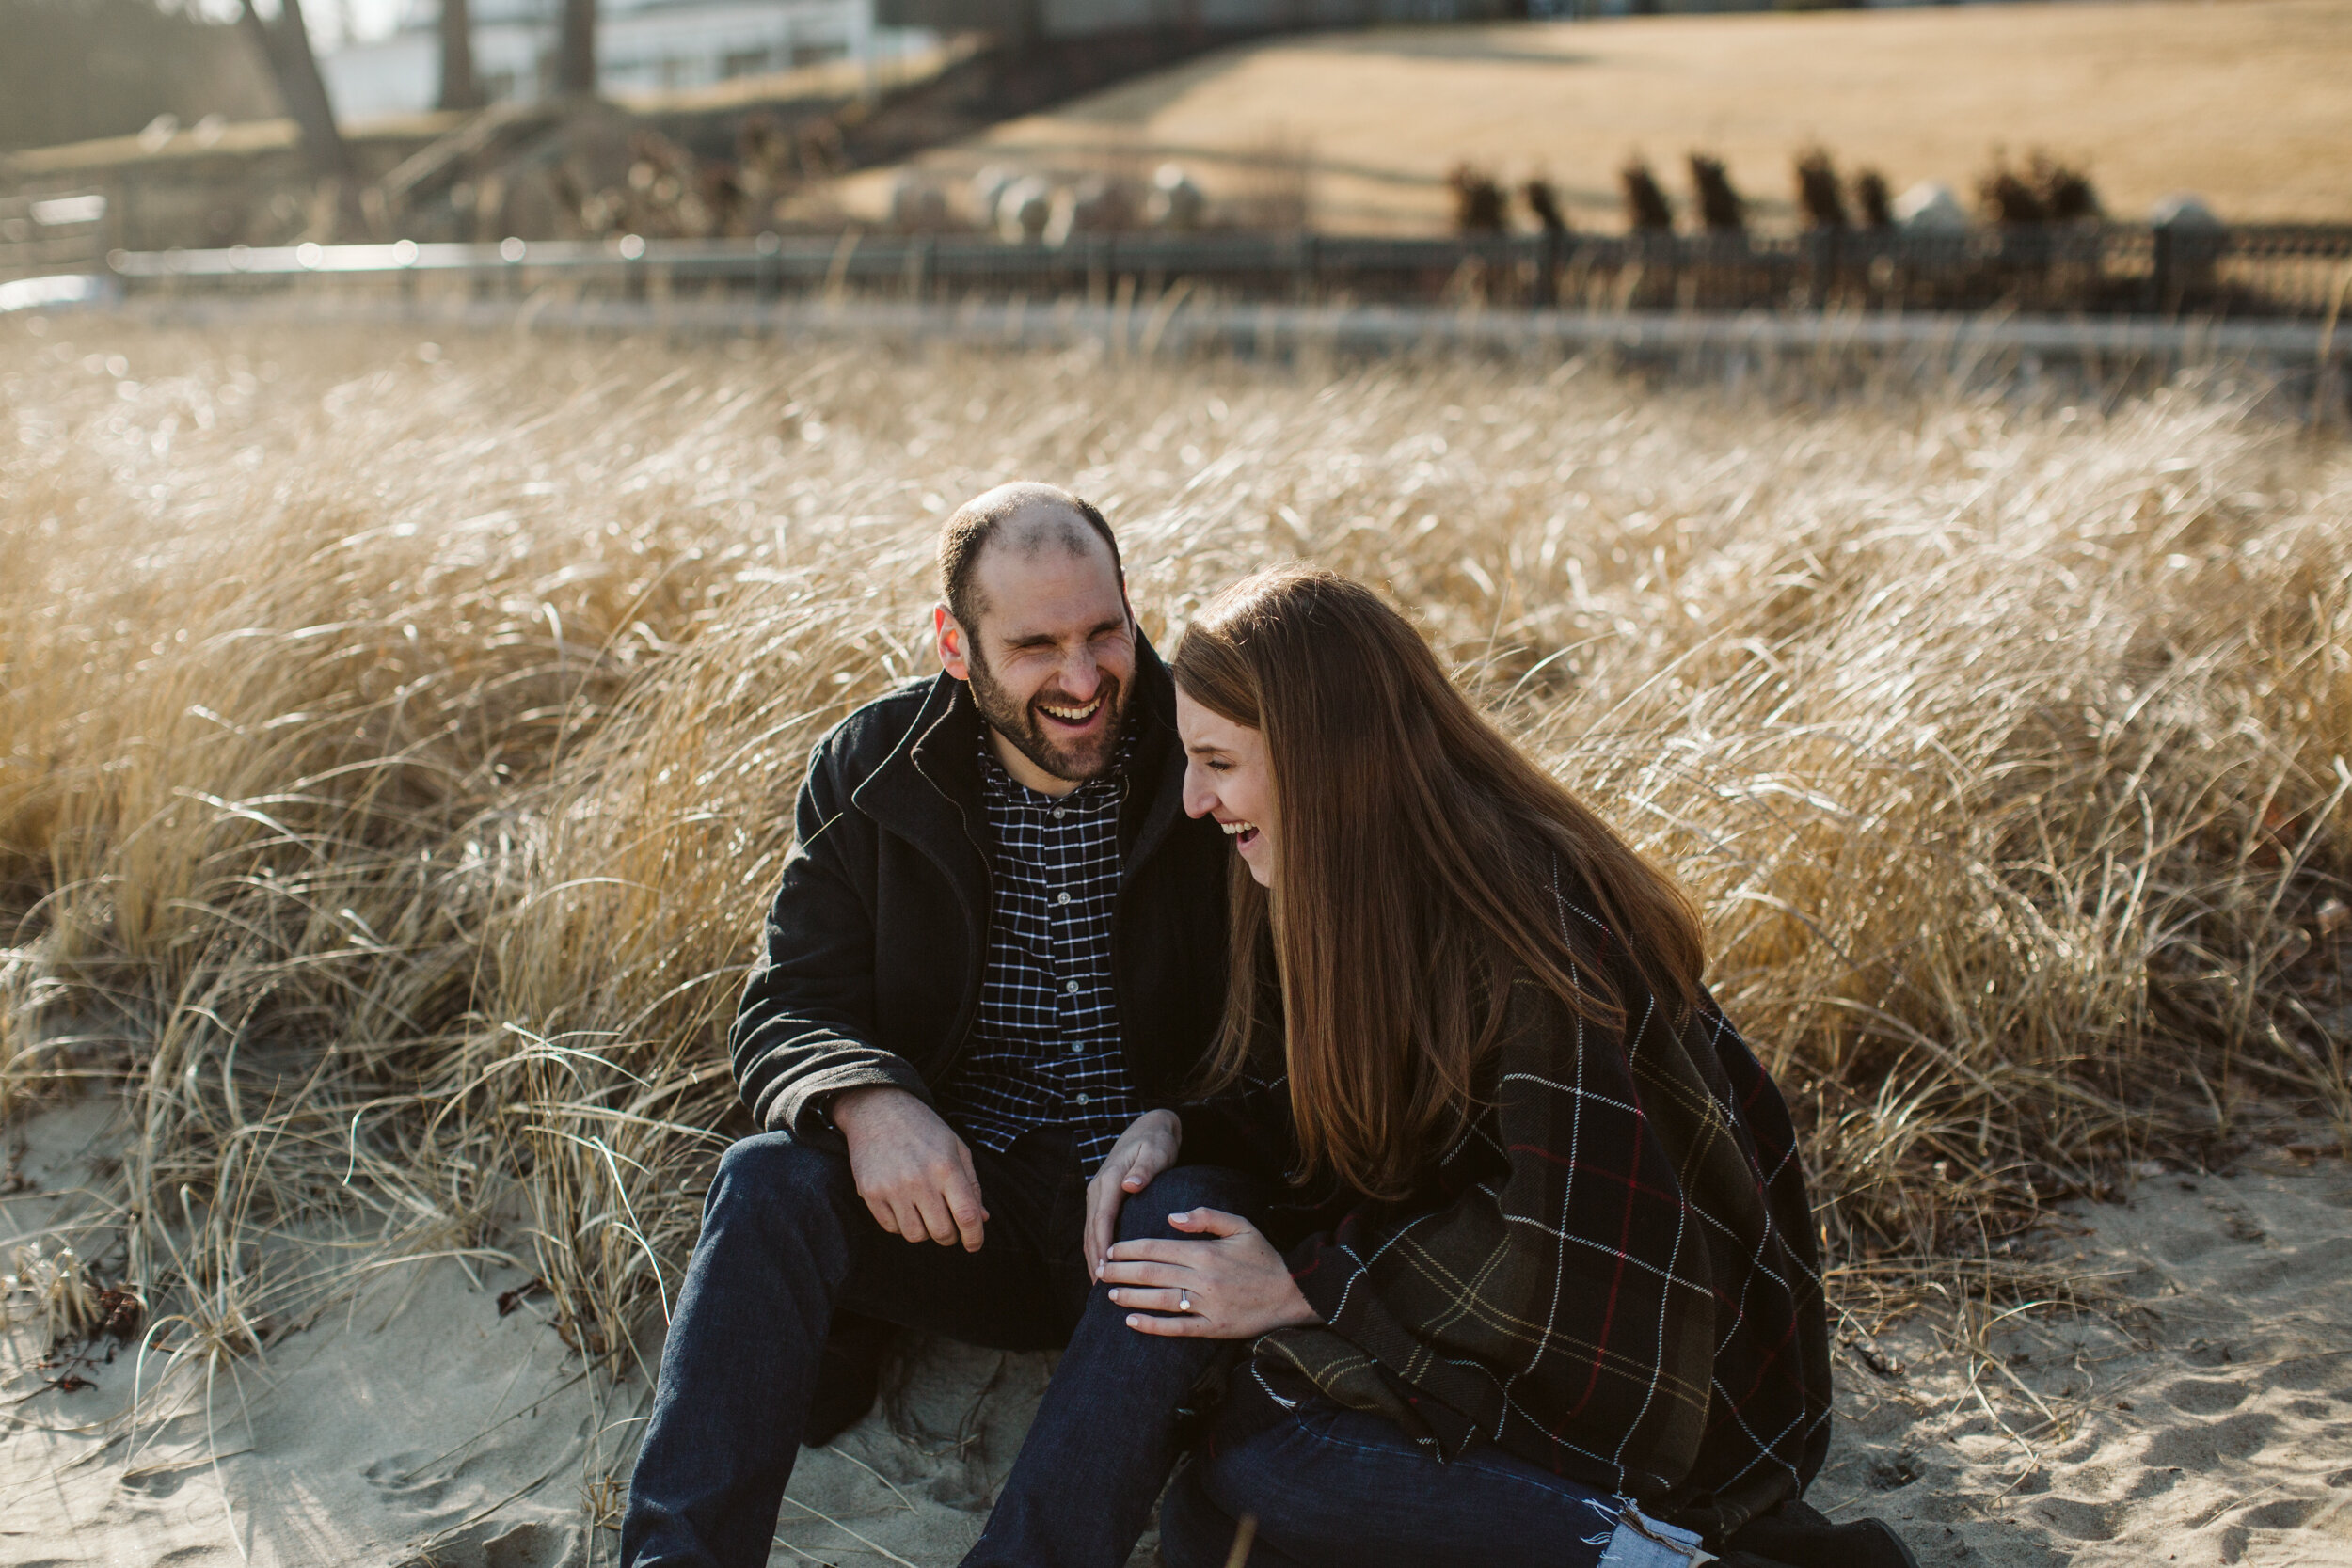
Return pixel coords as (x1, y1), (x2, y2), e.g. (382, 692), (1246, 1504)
(937, 727), (1142, 1173)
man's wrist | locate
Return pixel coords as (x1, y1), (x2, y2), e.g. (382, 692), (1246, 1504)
(830, 1083), (918, 1137)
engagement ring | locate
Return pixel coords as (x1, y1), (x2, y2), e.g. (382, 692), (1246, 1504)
(1179, 1291), (1191, 1313)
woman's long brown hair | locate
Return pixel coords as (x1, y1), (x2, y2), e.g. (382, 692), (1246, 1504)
(1173, 565), (1708, 1201)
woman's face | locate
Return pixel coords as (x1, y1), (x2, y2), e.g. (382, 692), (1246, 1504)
(1176, 687), (1277, 888)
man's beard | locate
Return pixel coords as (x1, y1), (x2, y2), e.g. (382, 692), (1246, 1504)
(967, 653), (1126, 784)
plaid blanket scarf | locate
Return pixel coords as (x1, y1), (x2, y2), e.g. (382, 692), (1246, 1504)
(1179, 876), (1831, 1542)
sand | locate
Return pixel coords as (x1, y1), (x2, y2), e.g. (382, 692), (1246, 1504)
(1808, 1141), (2352, 1567)
(814, 0), (2352, 233)
(7, 1097), (2351, 1567)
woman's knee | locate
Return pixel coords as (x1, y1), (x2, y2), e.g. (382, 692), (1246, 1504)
(1120, 1164), (1261, 1243)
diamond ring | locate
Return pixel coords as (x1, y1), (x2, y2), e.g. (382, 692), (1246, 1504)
(1179, 1291), (1192, 1313)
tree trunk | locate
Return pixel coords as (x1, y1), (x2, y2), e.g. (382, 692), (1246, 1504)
(237, 0), (353, 182)
(555, 0), (597, 98)
(437, 0), (482, 111)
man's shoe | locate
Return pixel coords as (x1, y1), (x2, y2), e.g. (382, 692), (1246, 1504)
(806, 1311), (896, 1447)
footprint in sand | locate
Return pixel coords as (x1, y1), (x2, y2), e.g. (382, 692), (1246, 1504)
(2239, 1497), (2328, 1529)
(2162, 1375), (2254, 1415)
(115, 1457), (213, 1499)
(2143, 1410), (2280, 1467)
(365, 1449), (457, 1507)
(2030, 1497), (2122, 1542)
(393, 1519), (580, 1568)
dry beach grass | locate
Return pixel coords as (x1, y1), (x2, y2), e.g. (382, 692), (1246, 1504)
(1, 319), (2349, 1559)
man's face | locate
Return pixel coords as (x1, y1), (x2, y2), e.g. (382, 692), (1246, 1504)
(937, 528), (1136, 786)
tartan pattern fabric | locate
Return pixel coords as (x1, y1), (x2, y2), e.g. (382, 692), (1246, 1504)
(1230, 868), (1830, 1543)
(936, 728), (1141, 1173)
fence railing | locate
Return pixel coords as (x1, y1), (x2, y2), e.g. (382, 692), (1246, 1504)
(84, 222), (2352, 319)
(0, 191), (109, 281)
(0, 212), (2321, 328)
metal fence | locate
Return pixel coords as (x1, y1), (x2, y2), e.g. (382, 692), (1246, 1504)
(84, 221), (2352, 320)
(0, 191), (109, 281)
(89, 292), (2340, 367)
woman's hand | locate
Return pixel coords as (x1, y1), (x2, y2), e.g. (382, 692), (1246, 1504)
(1083, 1109), (1182, 1279)
(1098, 1208), (1321, 1338)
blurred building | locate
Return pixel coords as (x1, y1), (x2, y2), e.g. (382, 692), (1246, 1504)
(323, 0), (934, 119)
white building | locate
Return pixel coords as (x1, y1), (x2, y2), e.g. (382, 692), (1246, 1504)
(323, 0), (931, 121)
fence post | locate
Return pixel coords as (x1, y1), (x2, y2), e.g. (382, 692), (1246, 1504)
(2150, 224), (2174, 318)
(757, 231), (781, 304)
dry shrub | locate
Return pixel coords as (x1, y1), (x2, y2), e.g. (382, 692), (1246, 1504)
(2031, 151), (2103, 223)
(1978, 149), (2104, 226)
(1979, 150), (2045, 225)
(2, 323), (2348, 1396)
(1447, 165), (1509, 234)
(1794, 149), (1848, 230)
(1621, 159), (1676, 233)
(1688, 152), (1746, 233)
(1852, 167), (1895, 230)
(1522, 176), (1569, 238)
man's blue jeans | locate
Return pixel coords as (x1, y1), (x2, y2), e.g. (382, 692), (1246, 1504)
(619, 1126), (1260, 1568)
(1157, 1375), (1706, 1568)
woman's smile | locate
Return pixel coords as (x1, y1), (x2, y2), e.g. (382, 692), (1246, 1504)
(1177, 689), (1278, 887)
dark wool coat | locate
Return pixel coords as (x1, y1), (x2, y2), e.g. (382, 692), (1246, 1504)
(728, 639), (1232, 1139)
(1180, 872), (1831, 1544)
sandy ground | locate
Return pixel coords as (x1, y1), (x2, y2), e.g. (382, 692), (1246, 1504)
(814, 0), (2352, 233)
(1808, 1142), (2352, 1567)
(6, 1098), (2351, 1566)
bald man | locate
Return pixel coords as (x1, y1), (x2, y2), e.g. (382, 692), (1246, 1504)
(623, 484), (1245, 1568)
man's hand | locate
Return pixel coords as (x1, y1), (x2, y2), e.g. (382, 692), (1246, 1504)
(1083, 1109), (1182, 1278)
(1098, 1208), (1320, 1339)
(831, 1086), (988, 1251)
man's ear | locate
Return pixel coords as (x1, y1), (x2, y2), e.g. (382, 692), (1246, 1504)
(935, 604), (973, 683)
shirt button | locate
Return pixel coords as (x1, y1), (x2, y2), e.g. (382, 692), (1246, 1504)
(1074, 1093), (1089, 1105)
(1057, 892), (1071, 905)
(1071, 1042), (1084, 1053)
(1064, 979), (1079, 993)
(1051, 807), (1065, 819)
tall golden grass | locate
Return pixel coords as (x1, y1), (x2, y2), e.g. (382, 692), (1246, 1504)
(3, 322), (2348, 1416)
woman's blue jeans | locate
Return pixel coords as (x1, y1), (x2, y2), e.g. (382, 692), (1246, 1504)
(619, 1126), (1262, 1568)
(1158, 1376), (1707, 1568)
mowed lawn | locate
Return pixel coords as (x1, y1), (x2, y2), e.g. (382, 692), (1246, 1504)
(826, 0), (2352, 232)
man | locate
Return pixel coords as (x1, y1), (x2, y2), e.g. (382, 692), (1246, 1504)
(622, 483), (1244, 1568)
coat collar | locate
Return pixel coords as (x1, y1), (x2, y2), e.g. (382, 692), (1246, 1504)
(849, 631), (1190, 891)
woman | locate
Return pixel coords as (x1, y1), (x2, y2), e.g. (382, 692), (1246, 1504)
(1083, 565), (1835, 1568)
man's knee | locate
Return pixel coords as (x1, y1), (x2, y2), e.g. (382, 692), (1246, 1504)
(708, 1131), (853, 1228)
(1120, 1164), (1262, 1243)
